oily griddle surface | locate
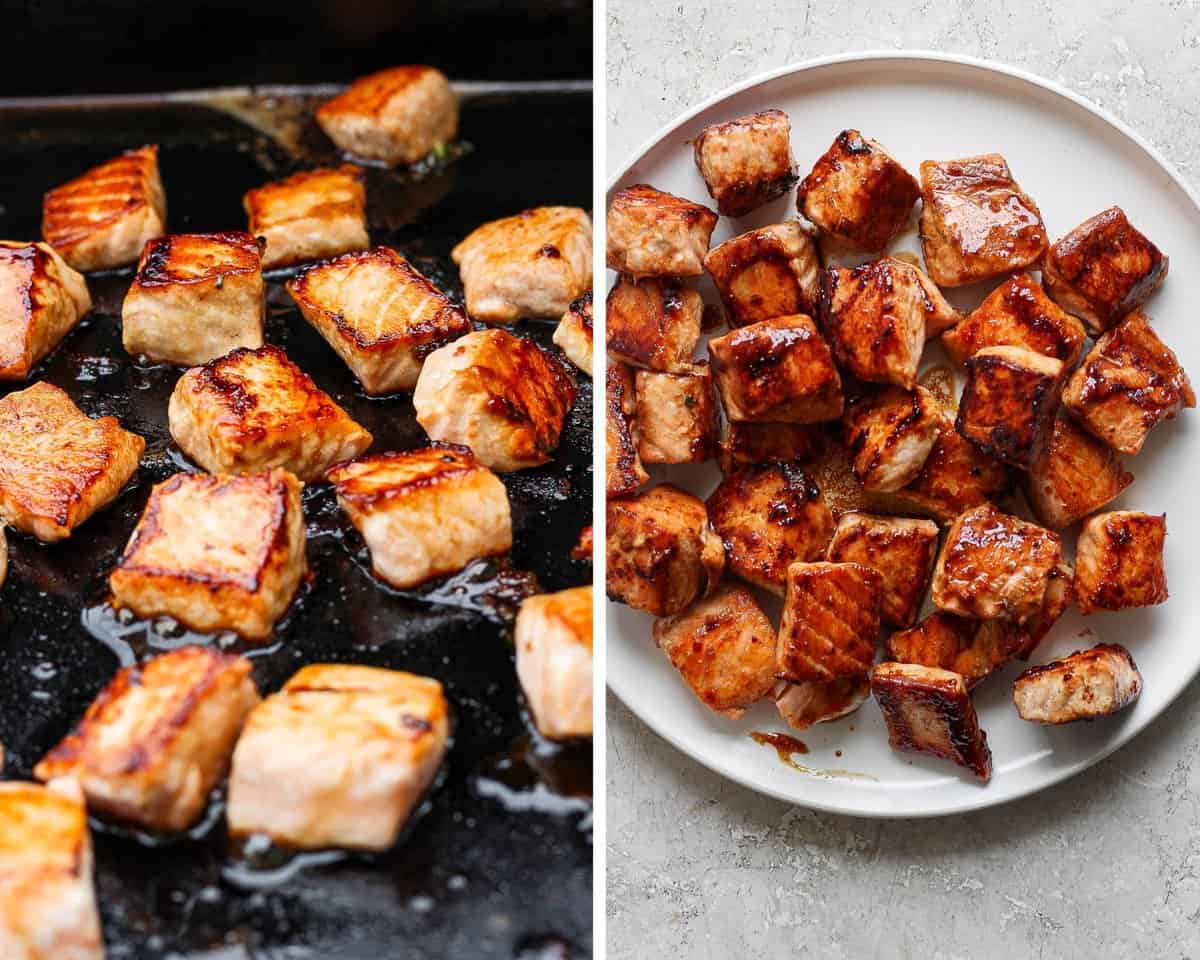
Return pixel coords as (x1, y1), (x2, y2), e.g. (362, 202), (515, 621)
(0, 88), (592, 959)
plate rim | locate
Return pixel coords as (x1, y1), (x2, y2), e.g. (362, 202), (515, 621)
(605, 49), (1200, 818)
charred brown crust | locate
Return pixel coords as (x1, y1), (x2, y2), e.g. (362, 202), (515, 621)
(720, 421), (823, 473)
(326, 444), (482, 505)
(316, 66), (436, 121)
(777, 561), (883, 682)
(693, 110), (799, 217)
(871, 663), (992, 781)
(186, 344), (345, 426)
(702, 223), (820, 327)
(605, 362), (647, 497)
(955, 348), (1064, 468)
(843, 386), (939, 491)
(134, 231), (263, 287)
(1044, 206), (1169, 334)
(1076, 511), (1167, 613)
(42, 144), (161, 251)
(886, 612), (1027, 689)
(826, 514), (939, 628)
(605, 275), (702, 372)
(798, 129), (920, 252)
(565, 290), (594, 336)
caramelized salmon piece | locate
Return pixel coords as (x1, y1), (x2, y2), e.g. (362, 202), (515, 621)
(776, 561), (883, 683)
(693, 109), (799, 217)
(1074, 510), (1167, 614)
(719, 420), (823, 474)
(703, 222), (821, 326)
(606, 184), (717, 278)
(42, 144), (166, 271)
(554, 291), (593, 375)
(605, 361), (648, 497)
(635, 364), (720, 464)
(1013, 644), (1142, 724)
(0, 240), (91, 380)
(1021, 416), (1133, 529)
(886, 612), (1026, 689)
(606, 274), (703, 373)
(871, 662), (992, 781)
(842, 386), (941, 492)
(243, 164), (368, 269)
(34, 646), (259, 832)
(826, 513), (939, 628)
(516, 586), (593, 739)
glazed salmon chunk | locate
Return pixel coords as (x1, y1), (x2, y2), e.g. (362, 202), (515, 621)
(606, 275), (703, 372)
(1074, 510), (1167, 614)
(918, 154), (1048, 287)
(826, 513), (940, 629)
(798, 130), (920, 252)
(1061, 310), (1194, 455)
(842, 386), (941, 492)
(606, 484), (724, 617)
(0, 382), (144, 542)
(326, 446), (512, 590)
(42, 144), (166, 272)
(122, 231), (264, 365)
(774, 675), (870, 730)
(109, 469), (306, 639)
(0, 240), (91, 379)
(776, 561), (883, 683)
(1022, 416), (1133, 529)
(0, 778), (103, 960)
(515, 586), (593, 739)
(931, 503), (1061, 624)
(653, 584), (778, 718)
(605, 362), (648, 497)
(703, 222), (821, 326)
(169, 345), (372, 481)
(606, 184), (717, 278)
(692, 109), (799, 217)
(287, 247), (469, 395)
(413, 329), (576, 472)
(554, 291), (593, 375)
(1044, 206), (1169, 334)
(452, 206), (592, 324)
(1013, 644), (1143, 724)
(886, 612), (1027, 689)
(635, 365), (719, 464)
(243, 164), (368, 269)
(709, 314), (843, 423)
(955, 346), (1064, 469)
(707, 462), (834, 594)
(34, 647), (259, 832)
(719, 421), (823, 474)
(316, 66), (458, 166)
(820, 258), (960, 388)
(871, 662), (992, 781)
(226, 665), (449, 851)
(942, 273), (1086, 366)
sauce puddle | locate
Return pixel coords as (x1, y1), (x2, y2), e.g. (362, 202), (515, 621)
(750, 731), (877, 781)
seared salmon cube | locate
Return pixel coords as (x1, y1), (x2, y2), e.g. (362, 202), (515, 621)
(554, 291), (593, 376)
(1021, 416), (1133, 529)
(168, 345), (372, 481)
(122, 231), (264, 366)
(707, 462), (834, 594)
(0, 778), (103, 960)
(516, 586), (593, 739)
(798, 129), (920, 252)
(452, 206), (592, 324)
(819, 258), (959, 388)
(931, 503), (1061, 624)
(1061, 310), (1194, 455)
(1074, 510), (1167, 614)
(776, 561), (883, 683)
(34, 646), (259, 832)
(719, 420), (823, 474)
(1044, 206), (1169, 334)
(703, 221), (821, 327)
(826, 513), (939, 628)
(42, 144), (166, 272)
(606, 484), (724, 617)
(226, 665), (449, 850)
(1013, 644), (1142, 724)
(109, 469), (306, 639)
(606, 184), (717, 278)
(886, 612), (1026, 689)
(0, 240), (91, 379)
(287, 247), (469, 395)
(326, 446), (512, 590)
(413, 329), (576, 472)
(918, 154), (1047, 287)
(316, 65), (458, 166)
(243, 164), (368, 269)
(843, 385), (941, 492)
(692, 109), (799, 217)
(709, 314), (843, 423)
(942, 272), (1086, 367)
(871, 662), (992, 781)
(606, 275), (703, 373)
(0, 382), (143, 542)
(956, 346), (1064, 468)
(653, 584), (778, 717)
(635, 364), (719, 464)
(605, 362), (648, 497)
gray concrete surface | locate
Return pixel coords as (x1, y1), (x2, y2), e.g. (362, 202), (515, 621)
(606, 3), (1200, 957)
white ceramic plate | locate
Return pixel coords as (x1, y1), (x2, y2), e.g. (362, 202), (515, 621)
(606, 51), (1200, 817)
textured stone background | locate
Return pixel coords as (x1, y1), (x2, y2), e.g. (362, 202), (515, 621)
(606, 2), (1200, 957)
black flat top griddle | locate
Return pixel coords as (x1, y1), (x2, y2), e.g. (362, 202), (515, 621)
(0, 83), (592, 959)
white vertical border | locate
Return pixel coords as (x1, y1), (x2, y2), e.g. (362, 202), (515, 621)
(591, 0), (608, 953)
